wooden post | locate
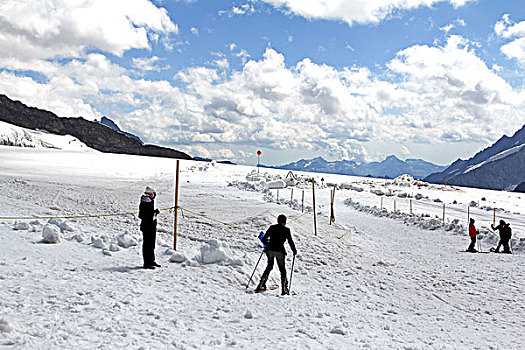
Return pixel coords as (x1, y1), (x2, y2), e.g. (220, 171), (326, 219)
(174, 160), (180, 251)
(493, 207), (496, 227)
(290, 188), (293, 207)
(443, 203), (446, 224)
(380, 197), (383, 210)
(467, 205), (470, 224)
(394, 199), (396, 212)
(410, 199), (413, 215)
(312, 178), (317, 236)
(301, 190), (304, 213)
(329, 187), (336, 225)
(277, 189), (279, 203)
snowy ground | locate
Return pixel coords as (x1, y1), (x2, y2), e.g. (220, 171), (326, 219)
(1, 145), (524, 349)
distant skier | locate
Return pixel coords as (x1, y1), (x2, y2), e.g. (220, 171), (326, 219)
(139, 186), (161, 269)
(466, 218), (479, 252)
(491, 220), (512, 254)
(255, 214), (297, 295)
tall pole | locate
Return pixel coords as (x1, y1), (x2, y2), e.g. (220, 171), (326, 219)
(442, 203), (445, 224)
(174, 160), (180, 250)
(493, 207), (496, 227)
(312, 178), (317, 236)
(410, 199), (412, 214)
(301, 190), (304, 213)
(257, 150), (261, 174)
(290, 188), (293, 207)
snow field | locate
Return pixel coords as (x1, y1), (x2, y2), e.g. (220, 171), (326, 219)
(1, 146), (525, 349)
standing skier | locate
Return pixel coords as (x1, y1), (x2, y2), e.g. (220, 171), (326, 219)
(491, 220), (512, 254)
(255, 214), (297, 295)
(139, 186), (161, 269)
(466, 218), (479, 252)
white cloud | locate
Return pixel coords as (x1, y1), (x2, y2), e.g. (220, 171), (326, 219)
(440, 18), (466, 33)
(495, 15), (525, 64)
(258, 0), (473, 26)
(132, 56), (169, 72)
(1, 36), (524, 164)
(0, 0), (178, 60)
(190, 27), (199, 36)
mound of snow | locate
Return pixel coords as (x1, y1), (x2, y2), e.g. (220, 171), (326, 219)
(42, 224), (61, 243)
(13, 221), (30, 230)
(170, 251), (188, 263)
(341, 183), (364, 192)
(197, 239), (243, 266)
(237, 211), (276, 231)
(0, 120), (92, 151)
(92, 237), (107, 250)
(199, 239), (229, 264)
(117, 233), (138, 248)
(266, 180), (286, 189)
(0, 318), (14, 333)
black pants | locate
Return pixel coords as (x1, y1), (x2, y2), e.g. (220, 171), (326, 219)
(467, 236), (477, 251)
(141, 224), (157, 266)
(261, 251), (287, 283)
(496, 236), (511, 253)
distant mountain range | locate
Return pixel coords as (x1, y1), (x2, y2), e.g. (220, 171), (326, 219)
(274, 155), (447, 179)
(96, 116), (142, 143)
(424, 124), (525, 191)
(0, 94), (191, 160)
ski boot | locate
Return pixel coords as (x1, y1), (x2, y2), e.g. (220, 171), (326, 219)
(254, 276), (268, 293)
(281, 278), (289, 295)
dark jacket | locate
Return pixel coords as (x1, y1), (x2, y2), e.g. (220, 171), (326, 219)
(262, 224), (297, 256)
(493, 223), (512, 239)
(139, 195), (158, 231)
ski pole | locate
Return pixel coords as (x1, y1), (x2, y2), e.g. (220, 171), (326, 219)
(288, 254), (296, 294)
(246, 250), (265, 289)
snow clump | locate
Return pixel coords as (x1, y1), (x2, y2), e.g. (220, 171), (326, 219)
(42, 223), (61, 243)
(170, 251), (188, 263)
(117, 233), (138, 248)
(13, 221), (30, 230)
(199, 239), (228, 264)
(329, 324), (347, 335)
(91, 237), (107, 250)
(0, 318), (14, 333)
(198, 239), (243, 266)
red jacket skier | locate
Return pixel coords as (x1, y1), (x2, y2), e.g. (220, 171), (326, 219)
(467, 218), (478, 252)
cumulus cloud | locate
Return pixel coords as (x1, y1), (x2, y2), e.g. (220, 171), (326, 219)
(1, 23), (524, 165)
(0, 0), (177, 60)
(258, 0), (473, 26)
(132, 56), (169, 72)
(495, 15), (525, 65)
(440, 18), (467, 33)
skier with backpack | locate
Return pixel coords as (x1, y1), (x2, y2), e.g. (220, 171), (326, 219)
(255, 214), (297, 295)
(491, 220), (512, 254)
(139, 186), (161, 269)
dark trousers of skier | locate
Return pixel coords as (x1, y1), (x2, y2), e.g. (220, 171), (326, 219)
(258, 251), (288, 293)
(141, 225), (157, 267)
(495, 237), (511, 253)
(467, 236), (477, 252)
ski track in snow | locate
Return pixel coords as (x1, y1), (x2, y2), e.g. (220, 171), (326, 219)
(0, 146), (524, 349)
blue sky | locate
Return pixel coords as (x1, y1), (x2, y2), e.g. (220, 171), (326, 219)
(0, 0), (524, 166)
